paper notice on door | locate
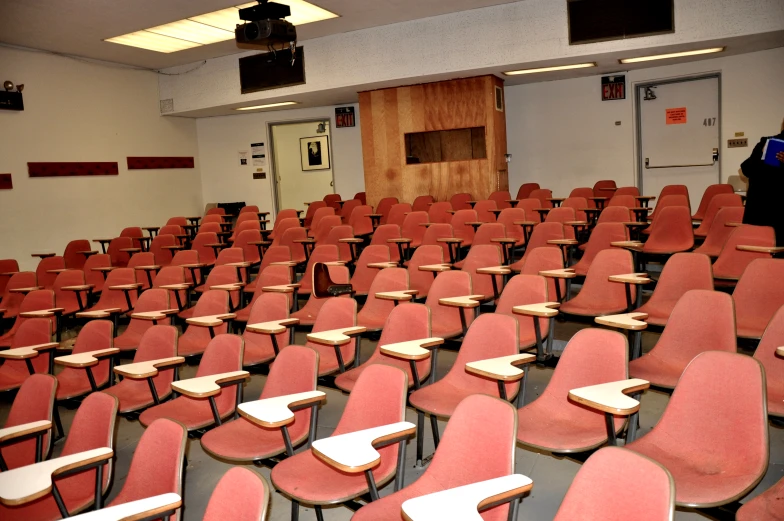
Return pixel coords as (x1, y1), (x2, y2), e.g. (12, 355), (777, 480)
(666, 107), (687, 125)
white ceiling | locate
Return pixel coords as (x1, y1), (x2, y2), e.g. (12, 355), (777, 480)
(0, 0), (522, 69)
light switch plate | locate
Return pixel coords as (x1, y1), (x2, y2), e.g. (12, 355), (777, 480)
(728, 138), (748, 148)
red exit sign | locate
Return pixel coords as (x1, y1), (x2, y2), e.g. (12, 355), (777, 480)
(601, 75), (626, 101)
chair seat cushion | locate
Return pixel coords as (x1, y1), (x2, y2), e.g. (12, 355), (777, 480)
(242, 336), (276, 367)
(177, 334), (209, 357)
(736, 477), (784, 521)
(560, 296), (627, 317)
(628, 353), (683, 389)
(409, 381), (472, 418)
(290, 307), (317, 326)
(113, 330), (144, 351)
(0, 365), (28, 392)
(139, 395), (231, 430)
(102, 378), (171, 413)
(334, 353), (428, 393)
(56, 368), (108, 400)
(736, 316), (768, 340)
(201, 416), (301, 462)
(516, 399), (620, 453)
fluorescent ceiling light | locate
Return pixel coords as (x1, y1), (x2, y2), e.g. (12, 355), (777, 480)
(619, 47), (725, 64)
(234, 101), (300, 110)
(503, 62), (596, 75)
(146, 19), (233, 45)
(105, 31), (202, 53)
(106, 1), (338, 52)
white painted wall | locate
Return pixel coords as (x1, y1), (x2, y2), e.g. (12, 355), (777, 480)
(271, 121), (333, 212)
(0, 46), (202, 271)
(196, 104), (364, 214)
(505, 47), (784, 197)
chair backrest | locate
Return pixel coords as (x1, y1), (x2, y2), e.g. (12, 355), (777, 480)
(358, 267), (409, 324)
(149, 234), (178, 266)
(203, 467), (270, 521)
(515, 198), (542, 220)
(561, 197), (588, 221)
(106, 237), (134, 268)
(349, 205), (374, 236)
(11, 289), (56, 338)
(607, 194), (637, 208)
(205, 207), (225, 216)
(307, 206), (335, 236)
(545, 207), (577, 238)
(401, 211), (429, 246)
(351, 245), (391, 295)
(125, 289), (173, 341)
(650, 193), (690, 221)
(643, 206), (694, 254)
(108, 417), (186, 519)
(637, 253), (713, 321)
(412, 195), (435, 212)
(450, 209), (478, 245)
(450, 193), (473, 211)
(294, 265), (350, 321)
(572, 223), (628, 276)
(205, 265), (240, 308)
(1, 271), (37, 317)
(159, 224), (183, 237)
(243, 292), (291, 355)
(127, 252), (155, 270)
(473, 223), (506, 247)
(190, 290), (231, 340)
(7, 318), (52, 376)
(274, 209), (299, 228)
(614, 186), (640, 197)
(497, 208), (527, 243)
(216, 247), (245, 267)
(170, 250), (200, 285)
(376, 197), (399, 224)
(495, 274), (551, 344)
(201, 215), (223, 227)
(258, 245), (291, 273)
(241, 205), (260, 214)
(82, 253), (111, 292)
(713, 224), (776, 280)
(340, 199), (361, 224)
(152, 266), (187, 308)
(424, 270), (474, 332)
(191, 232), (219, 265)
(306, 297), (358, 365)
(693, 184), (734, 220)
(473, 200), (497, 222)
(259, 342), (318, 436)
(354, 192), (367, 204)
(428, 202), (453, 224)
(325, 225), (355, 260)
(36, 256), (65, 290)
(311, 215), (342, 244)
(408, 245), (444, 298)
(570, 249), (635, 311)
(0, 259), (20, 295)
(553, 447), (674, 521)
(299, 245), (340, 294)
(58, 392), (118, 499)
(422, 223), (454, 259)
(323, 193), (342, 211)
(519, 222), (564, 264)
(516, 183), (540, 200)
(386, 203), (412, 227)
(120, 226), (145, 249)
(235, 229), (263, 264)
(597, 206), (631, 224)
(64, 239), (91, 270)
(279, 225), (308, 264)
(489, 190), (512, 209)
(694, 206), (745, 258)
(593, 180), (617, 198)
(369, 224), (400, 255)
(230, 220), (260, 241)
(529, 189), (553, 208)
(302, 201), (327, 228)
(375, 303), (433, 377)
(460, 245), (503, 298)
(96, 267), (138, 311)
(167, 217), (188, 227)
(518, 246), (564, 300)
(733, 258), (784, 339)
(53, 269), (86, 312)
(1, 374), (57, 469)
(693, 193), (743, 237)
(569, 187), (594, 200)
(195, 334), (244, 412)
(753, 305), (784, 412)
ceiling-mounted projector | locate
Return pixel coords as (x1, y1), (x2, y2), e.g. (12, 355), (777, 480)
(235, 1), (297, 50)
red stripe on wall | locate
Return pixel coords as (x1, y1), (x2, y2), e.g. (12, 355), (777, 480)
(0, 174), (12, 189)
(127, 157), (195, 169)
(28, 162), (119, 177)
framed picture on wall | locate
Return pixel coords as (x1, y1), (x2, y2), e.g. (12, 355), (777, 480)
(300, 136), (331, 171)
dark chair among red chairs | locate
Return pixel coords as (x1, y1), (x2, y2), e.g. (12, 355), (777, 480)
(692, 183), (734, 221)
(0, 374), (57, 470)
(633, 253), (713, 326)
(626, 351), (767, 510)
(201, 344), (318, 463)
(303, 297), (361, 377)
(713, 224), (776, 282)
(516, 328), (628, 453)
(556, 249), (636, 317)
(203, 468), (270, 521)
(302, 200), (326, 228)
(412, 195), (435, 212)
(428, 202), (453, 224)
(351, 245), (391, 296)
(628, 290), (736, 388)
(375, 197), (398, 225)
(0, 289), (56, 348)
(103, 418), (186, 518)
(693, 193), (743, 237)
(139, 334), (247, 432)
(0, 259), (20, 296)
(408, 314), (522, 464)
(270, 364), (409, 521)
(0, 392), (118, 520)
(114, 288), (174, 352)
(517, 183), (540, 200)
(177, 290), (233, 357)
(357, 267), (409, 331)
(63, 239), (92, 270)
(450, 193), (473, 211)
(752, 305), (784, 419)
(336, 303), (431, 393)
(296, 245), (340, 296)
(0, 271), (37, 320)
(734, 258), (784, 340)
(0, 318), (55, 392)
(240, 292), (293, 367)
(552, 447), (674, 521)
(35, 256), (64, 290)
(352, 394), (519, 521)
(572, 223), (628, 276)
(290, 265), (350, 326)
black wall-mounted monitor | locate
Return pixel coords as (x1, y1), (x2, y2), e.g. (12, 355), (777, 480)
(239, 46), (305, 94)
(567, 0), (674, 45)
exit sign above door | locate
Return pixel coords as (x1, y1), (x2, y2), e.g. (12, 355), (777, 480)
(601, 75), (626, 101)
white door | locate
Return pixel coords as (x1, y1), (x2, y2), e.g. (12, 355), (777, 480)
(638, 77), (720, 210)
(270, 121), (334, 213)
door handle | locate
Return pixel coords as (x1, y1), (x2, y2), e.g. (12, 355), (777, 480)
(330, 180), (334, 187)
(645, 148), (719, 169)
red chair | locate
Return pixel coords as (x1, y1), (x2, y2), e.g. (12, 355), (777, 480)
(324, 225), (355, 261)
(357, 267), (409, 330)
(614, 186), (640, 197)
(149, 234), (179, 267)
(692, 183), (734, 221)
(177, 290), (233, 357)
(497, 207), (527, 247)
(82, 253), (111, 294)
(278, 221), (308, 265)
(240, 205), (260, 214)
(425, 270), (474, 339)
(561, 197), (588, 221)
(250, 246), (291, 292)
(167, 216), (188, 227)
(302, 200), (326, 228)
(489, 190), (512, 209)
(737, 474), (784, 521)
(460, 244), (503, 298)
(82, 267), (140, 314)
(517, 246), (565, 304)
(0, 259), (20, 296)
(421, 223), (455, 262)
(63, 239), (92, 270)
(306, 207), (335, 237)
(0, 319), (54, 392)
(473, 200), (497, 223)
(202, 468), (270, 521)
(0, 289), (55, 348)
(597, 206), (631, 224)
(105, 326), (180, 412)
(400, 211), (429, 249)
(697, 206), (743, 255)
(35, 256), (64, 290)
(409, 314), (520, 464)
(349, 205), (374, 237)
(593, 180), (617, 199)
(114, 288), (174, 352)
(516, 328), (628, 453)
(191, 264), (241, 312)
(641, 206), (694, 255)
(160, 224), (185, 238)
(206, 207), (225, 216)
(202, 213), (224, 224)
(450, 209), (478, 248)
(529, 188), (553, 208)
(55, 320), (115, 403)
(290, 265), (350, 326)
(558, 249), (635, 316)
(237, 265), (291, 322)
(713, 225), (776, 282)
(514, 197), (540, 220)
(270, 364), (409, 520)
(470, 222), (506, 249)
(733, 258), (784, 340)
(201, 345), (318, 462)
(633, 253), (713, 326)
(386, 203), (411, 227)
(626, 351), (767, 509)
(569, 186), (594, 200)
(368, 224), (399, 259)
(648, 192), (690, 223)
(336, 303), (431, 393)
(693, 193), (742, 237)
(240, 292), (293, 367)
(450, 193), (473, 211)
(106, 237), (135, 268)
(607, 194), (637, 208)
(273, 209), (300, 231)
(407, 245), (444, 299)
(340, 199), (361, 224)
(545, 207), (577, 239)
(0, 392), (118, 520)
(234, 229), (263, 266)
(104, 418), (186, 517)
(120, 226), (145, 249)
(353, 394), (519, 521)
(308, 214), (341, 245)
(516, 183), (540, 200)
(376, 197), (399, 224)
(629, 290), (736, 388)
(0, 271), (37, 320)
(304, 297), (360, 376)
(428, 202), (453, 224)
(190, 232), (219, 267)
(127, 252), (156, 290)
(139, 334), (246, 432)
(0, 374), (57, 470)
(412, 195), (435, 212)
(509, 222), (565, 271)
(572, 223), (628, 276)
(495, 274), (551, 352)
(752, 305), (784, 419)
(228, 220), (260, 243)
(351, 245), (391, 296)
(552, 447), (674, 521)
(153, 266), (188, 312)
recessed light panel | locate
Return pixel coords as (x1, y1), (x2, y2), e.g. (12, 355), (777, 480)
(234, 101), (300, 110)
(503, 63), (597, 75)
(619, 47), (725, 64)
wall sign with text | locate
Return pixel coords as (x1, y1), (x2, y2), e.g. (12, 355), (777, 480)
(601, 75), (626, 101)
(335, 106), (355, 128)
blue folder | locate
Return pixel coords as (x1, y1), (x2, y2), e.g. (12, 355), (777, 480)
(763, 138), (784, 166)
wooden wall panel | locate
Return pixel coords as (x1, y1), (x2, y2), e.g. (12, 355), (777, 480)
(361, 75), (507, 208)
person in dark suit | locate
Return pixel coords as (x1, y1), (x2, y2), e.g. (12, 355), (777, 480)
(739, 118), (784, 245)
